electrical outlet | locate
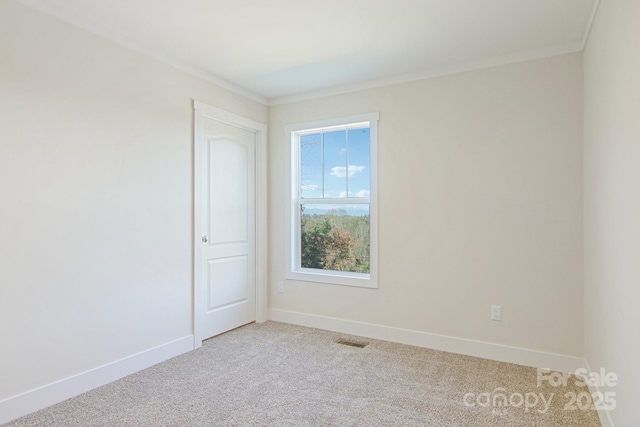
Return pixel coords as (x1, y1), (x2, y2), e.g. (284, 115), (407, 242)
(278, 281), (285, 293)
(491, 305), (502, 321)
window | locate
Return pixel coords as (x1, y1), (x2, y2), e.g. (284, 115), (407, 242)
(286, 113), (378, 288)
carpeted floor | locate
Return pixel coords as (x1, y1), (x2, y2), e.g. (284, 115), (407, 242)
(5, 321), (601, 426)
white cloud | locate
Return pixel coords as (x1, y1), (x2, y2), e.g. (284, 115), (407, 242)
(339, 191), (353, 198)
(301, 184), (319, 190)
(339, 148), (347, 155)
(330, 164), (365, 178)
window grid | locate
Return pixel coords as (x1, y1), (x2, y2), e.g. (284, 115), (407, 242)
(286, 113), (378, 288)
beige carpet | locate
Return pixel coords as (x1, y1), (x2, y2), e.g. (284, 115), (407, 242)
(5, 321), (601, 426)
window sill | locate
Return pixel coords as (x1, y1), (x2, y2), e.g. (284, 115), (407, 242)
(286, 269), (378, 289)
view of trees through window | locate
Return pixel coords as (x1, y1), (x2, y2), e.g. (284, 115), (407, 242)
(297, 125), (371, 274)
(300, 205), (370, 273)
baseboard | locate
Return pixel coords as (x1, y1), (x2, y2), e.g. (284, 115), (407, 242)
(583, 359), (615, 427)
(269, 309), (585, 373)
(0, 335), (194, 425)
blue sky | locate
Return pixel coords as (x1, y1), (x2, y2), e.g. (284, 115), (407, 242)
(300, 128), (370, 199)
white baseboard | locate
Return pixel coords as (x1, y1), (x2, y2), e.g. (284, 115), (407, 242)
(269, 309), (585, 373)
(0, 335), (194, 425)
(583, 359), (615, 427)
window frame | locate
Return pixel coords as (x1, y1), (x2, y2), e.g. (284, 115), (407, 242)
(285, 113), (379, 288)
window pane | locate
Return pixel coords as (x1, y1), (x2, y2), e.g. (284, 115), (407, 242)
(347, 128), (370, 198)
(323, 130), (347, 198)
(300, 133), (323, 198)
(300, 204), (370, 273)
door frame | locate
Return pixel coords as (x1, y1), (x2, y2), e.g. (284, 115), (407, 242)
(193, 100), (267, 348)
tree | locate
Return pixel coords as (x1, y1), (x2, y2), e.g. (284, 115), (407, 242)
(323, 227), (356, 271)
(300, 217), (331, 269)
(301, 215), (357, 271)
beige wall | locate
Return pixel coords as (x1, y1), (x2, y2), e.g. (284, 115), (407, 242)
(269, 53), (584, 357)
(584, 0), (640, 425)
(0, 1), (267, 400)
(0, 0), (598, 414)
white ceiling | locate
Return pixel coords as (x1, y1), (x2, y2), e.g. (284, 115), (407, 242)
(17, 0), (598, 104)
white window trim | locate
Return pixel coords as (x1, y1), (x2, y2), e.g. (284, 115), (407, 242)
(285, 112), (379, 289)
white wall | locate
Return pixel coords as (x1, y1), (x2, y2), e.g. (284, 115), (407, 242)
(269, 53), (584, 358)
(0, 0), (267, 401)
(584, 0), (640, 425)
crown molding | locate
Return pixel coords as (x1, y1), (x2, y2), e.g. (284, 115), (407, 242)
(581, 0), (602, 50)
(268, 42), (583, 106)
(15, 0), (269, 105)
(16, 0), (593, 108)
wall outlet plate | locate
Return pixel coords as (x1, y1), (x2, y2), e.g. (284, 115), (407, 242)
(278, 281), (285, 293)
(491, 305), (502, 321)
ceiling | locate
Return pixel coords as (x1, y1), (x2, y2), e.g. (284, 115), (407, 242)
(17, 0), (598, 105)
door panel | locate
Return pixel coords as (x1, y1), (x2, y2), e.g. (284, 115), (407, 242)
(207, 256), (248, 310)
(198, 117), (256, 340)
(208, 138), (248, 244)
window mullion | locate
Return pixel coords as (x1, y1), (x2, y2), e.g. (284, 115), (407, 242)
(345, 128), (349, 198)
(300, 198), (369, 205)
(297, 134), (302, 201)
(288, 113), (377, 287)
(321, 132), (325, 199)
(297, 196), (302, 272)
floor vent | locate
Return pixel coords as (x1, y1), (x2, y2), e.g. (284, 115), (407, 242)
(337, 338), (369, 348)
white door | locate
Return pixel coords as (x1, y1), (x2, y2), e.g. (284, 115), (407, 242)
(195, 108), (257, 341)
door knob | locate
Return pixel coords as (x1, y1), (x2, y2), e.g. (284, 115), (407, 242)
(201, 235), (208, 243)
